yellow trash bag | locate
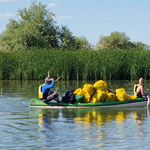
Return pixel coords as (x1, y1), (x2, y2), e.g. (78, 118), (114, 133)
(93, 80), (107, 91)
(91, 89), (106, 103)
(131, 95), (137, 99)
(105, 90), (116, 102)
(82, 93), (91, 103)
(73, 88), (85, 96)
(115, 88), (128, 101)
(127, 94), (137, 100)
(73, 88), (81, 94)
(83, 84), (95, 96)
(125, 84), (137, 100)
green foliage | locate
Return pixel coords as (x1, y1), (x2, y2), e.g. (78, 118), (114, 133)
(0, 1), (91, 51)
(0, 1), (58, 50)
(59, 25), (76, 49)
(1, 48), (150, 80)
(132, 42), (149, 50)
(0, 1), (148, 51)
(74, 36), (91, 50)
(97, 31), (135, 50)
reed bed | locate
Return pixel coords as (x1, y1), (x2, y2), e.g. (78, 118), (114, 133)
(0, 48), (150, 80)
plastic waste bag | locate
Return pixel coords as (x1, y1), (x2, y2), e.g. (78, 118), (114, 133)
(93, 80), (107, 91)
(73, 88), (85, 96)
(127, 94), (137, 100)
(82, 93), (91, 103)
(105, 90), (116, 102)
(83, 84), (95, 96)
(115, 88), (128, 101)
(75, 94), (83, 103)
(91, 89), (106, 103)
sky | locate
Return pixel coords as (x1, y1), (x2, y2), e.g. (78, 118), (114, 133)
(0, 0), (150, 46)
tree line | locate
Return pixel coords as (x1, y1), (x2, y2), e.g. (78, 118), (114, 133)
(0, 1), (149, 51)
(0, 1), (91, 51)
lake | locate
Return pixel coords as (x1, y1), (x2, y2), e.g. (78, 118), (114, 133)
(0, 80), (150, 149)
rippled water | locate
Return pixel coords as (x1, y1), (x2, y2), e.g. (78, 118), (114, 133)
(1, 80), (150, 149)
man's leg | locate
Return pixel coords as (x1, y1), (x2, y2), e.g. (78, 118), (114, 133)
(54, 97), (59, 103)
(43, 92), (59, 103)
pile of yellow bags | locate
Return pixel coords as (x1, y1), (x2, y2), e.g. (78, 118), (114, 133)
(115, 88), (137, 101)
(105, 90), (116, 102)
(74, 80), (137, 103)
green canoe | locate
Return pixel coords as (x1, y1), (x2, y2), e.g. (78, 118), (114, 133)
(29, 98), (147, 108)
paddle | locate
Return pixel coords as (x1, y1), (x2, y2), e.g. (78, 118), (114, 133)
(48, 70), (61, 82)
(57, 85), (66, 92)
(55, 77), (61, 82)
(108, 87), (116, 94)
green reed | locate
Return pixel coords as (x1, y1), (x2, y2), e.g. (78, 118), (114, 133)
(0, 48), (150, 80)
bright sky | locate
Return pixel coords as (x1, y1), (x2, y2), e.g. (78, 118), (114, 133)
(0, 0), (150, 46)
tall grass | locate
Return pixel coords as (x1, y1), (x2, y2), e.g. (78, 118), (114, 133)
(0, 48), (150, 80)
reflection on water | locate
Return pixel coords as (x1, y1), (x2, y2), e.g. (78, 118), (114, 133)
(35, 107), (149, 149)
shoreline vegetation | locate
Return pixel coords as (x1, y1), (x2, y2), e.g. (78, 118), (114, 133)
(0, 2), (150, 81)
(0, 48), (150, 81)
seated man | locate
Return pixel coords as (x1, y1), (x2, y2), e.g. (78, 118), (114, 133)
(39, 77), (59, 103)
(135, 78), (148, 98)
(135, 77), (150, 107)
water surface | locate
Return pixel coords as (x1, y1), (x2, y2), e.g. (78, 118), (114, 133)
(0, 80), (150, 149)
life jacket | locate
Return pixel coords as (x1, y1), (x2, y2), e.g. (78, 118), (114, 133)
(38, 84), (50, 99)
(134, 84), (138, 96)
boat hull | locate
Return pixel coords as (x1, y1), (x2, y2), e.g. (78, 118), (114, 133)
(29, 98), (147, 108)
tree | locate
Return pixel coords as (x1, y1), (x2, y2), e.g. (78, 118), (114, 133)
(59, 25), (76, 49)
(96, 31), (132, 49)
(74, 36), (91, 50)
(0, 1), (59, 50)
(0, 1), (93, 51)
(58, 27), (91, 50)
(132, 42), (149, 50)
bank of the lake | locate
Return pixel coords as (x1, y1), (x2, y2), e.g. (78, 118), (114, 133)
(0, 48), (150, 80)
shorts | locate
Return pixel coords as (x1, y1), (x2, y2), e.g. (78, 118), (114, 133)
(142, 95), (148, 100)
